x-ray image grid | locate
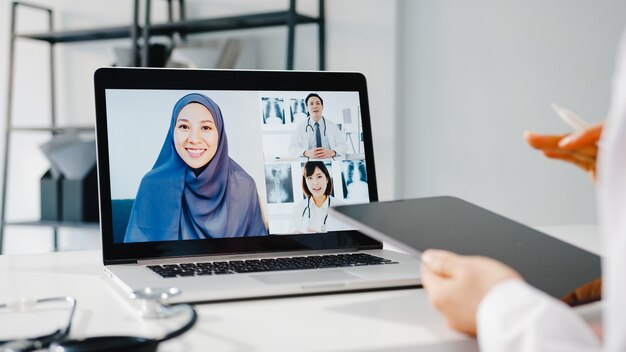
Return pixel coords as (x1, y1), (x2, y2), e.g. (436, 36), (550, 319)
(265, 163), (294, 204)
(341, 160), (368, 201)
(261, 97), (286, 125)
(290, 98), (307, 123)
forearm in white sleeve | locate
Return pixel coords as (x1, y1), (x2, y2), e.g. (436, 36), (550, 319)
(288, 129), (306, 157)
(331, 125), (350, 155)
(477, 279), (601, 352)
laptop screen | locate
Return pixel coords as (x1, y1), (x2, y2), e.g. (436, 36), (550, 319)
(95, 69), (380, 262)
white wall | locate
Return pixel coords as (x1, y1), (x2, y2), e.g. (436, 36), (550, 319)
(6, 0), (619, 254)
(397, 0), (626, 226)
(0, 0), (397, 253)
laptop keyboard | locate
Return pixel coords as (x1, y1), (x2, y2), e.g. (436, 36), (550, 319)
(147, 253), (398, 278)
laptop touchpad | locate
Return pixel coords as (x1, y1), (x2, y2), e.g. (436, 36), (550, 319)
(252, 270), (357, 285)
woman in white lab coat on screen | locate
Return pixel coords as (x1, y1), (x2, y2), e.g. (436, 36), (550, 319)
(418, 29), (626, 352)
(291, 161), (345, 233)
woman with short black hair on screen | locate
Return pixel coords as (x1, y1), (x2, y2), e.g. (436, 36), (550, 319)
(291, 161), (345, 233)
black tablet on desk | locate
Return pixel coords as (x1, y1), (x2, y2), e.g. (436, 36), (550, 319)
(330, 196), (601, 299)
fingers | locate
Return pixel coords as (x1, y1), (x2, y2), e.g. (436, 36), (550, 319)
(558, 124), (603, 149)
(524, 131), (597, 156)
(311, 148), (333, 159)
(524, 131), (567, 151)
(420, 262), (440, 289)
(306, 148), (322, 158)
(561, 277), (602, 307)
(543, 152), (597, 181)
(543, 151), (595, 171)
(420, 265), (451, 312)
(569, 145), (597, 158)
(543, 149), (596, 164)
(421, 252), (523, 336)
(525, 123), (602, 151)
(420, 258), (456, 312)
(525, 128), (598, 180)
(421, 249), (462, 277)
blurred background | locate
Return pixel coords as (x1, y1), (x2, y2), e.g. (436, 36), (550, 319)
(1, 0), (624, 254)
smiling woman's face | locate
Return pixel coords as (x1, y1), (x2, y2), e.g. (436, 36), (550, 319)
(173, 103), (219, 169)
(305, 167), (328, 198)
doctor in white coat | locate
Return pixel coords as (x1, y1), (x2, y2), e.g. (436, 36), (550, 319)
(291, 161), (345, 233)
(288, 93), (349, 159)
(419, 30), (626, 351)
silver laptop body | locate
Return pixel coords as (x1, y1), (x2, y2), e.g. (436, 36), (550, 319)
(94, 68), (421, 303)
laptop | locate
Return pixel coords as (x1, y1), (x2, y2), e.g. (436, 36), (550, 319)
(93, 67), (422, 303)
(330, 196), (601, 299)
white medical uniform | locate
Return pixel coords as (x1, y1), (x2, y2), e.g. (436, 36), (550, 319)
(291, 196), (346, 233)
(288, 117), (349, 157)
(476, 30), (626, 352)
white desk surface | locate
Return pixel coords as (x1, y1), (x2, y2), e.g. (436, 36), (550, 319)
(0, 225), (599, 351)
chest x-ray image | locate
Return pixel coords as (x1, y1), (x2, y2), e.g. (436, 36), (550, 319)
(265, 163), (294, 204)
(290, 98), (307, 123)
(341, 160), (368, 201)
(261, 97), (286, 125)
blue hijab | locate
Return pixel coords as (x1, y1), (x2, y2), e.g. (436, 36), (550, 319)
(124, 93), (268, 242)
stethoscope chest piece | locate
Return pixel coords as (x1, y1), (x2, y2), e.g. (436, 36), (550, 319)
(130, 287), (183, 319)
(2, 288), (197, 352)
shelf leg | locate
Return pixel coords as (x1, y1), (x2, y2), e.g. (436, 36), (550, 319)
(142, 0), (152, 67)
(48, 8), (58, 253)
(178, 0), (186, 21)
(286, 0), (296, 70)
(131, 0), (141, 67)
(49, 6), (56, 130)
(2, 2), (56, 254)
(178, 0), (187, 42)
(53, 227), (59, 252)
(318, 0), (326, 70)
(0, 3), (19, 254)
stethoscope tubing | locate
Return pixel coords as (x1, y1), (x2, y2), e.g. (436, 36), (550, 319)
(305, 116), (327, 136)
(301, 196), (330, 231)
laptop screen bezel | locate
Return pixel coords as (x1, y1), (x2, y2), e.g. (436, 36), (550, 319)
(94, 68), (380, 264)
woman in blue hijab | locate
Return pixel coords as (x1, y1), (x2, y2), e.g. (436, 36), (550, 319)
(124, 93), (268, 242)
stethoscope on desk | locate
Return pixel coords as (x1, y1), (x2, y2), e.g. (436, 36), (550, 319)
(0, 287), (196, 352)
(0, 297), (77, 351)
(301, 196), (331, 232)
(304, 116), (327, 136)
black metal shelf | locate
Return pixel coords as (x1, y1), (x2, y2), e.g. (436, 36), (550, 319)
(1, 0), (325, 254)
(10, 126), (95, 133)
(18, 25), (134, 44)
(18, 11), (319, 44)
(5, 220), (99, 229)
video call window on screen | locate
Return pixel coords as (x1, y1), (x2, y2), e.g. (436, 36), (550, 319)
(106, 89), (370, 243)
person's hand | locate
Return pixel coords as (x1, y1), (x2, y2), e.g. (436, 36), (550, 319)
(561, 277), (602, 307)
(524, 124), (603, 180)
(304, 147), (336, 159)
(420, 249), (523, 336)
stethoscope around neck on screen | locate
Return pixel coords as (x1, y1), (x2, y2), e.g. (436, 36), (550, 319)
(301, 196), (331, 232)
(304, 116), (327, 136)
